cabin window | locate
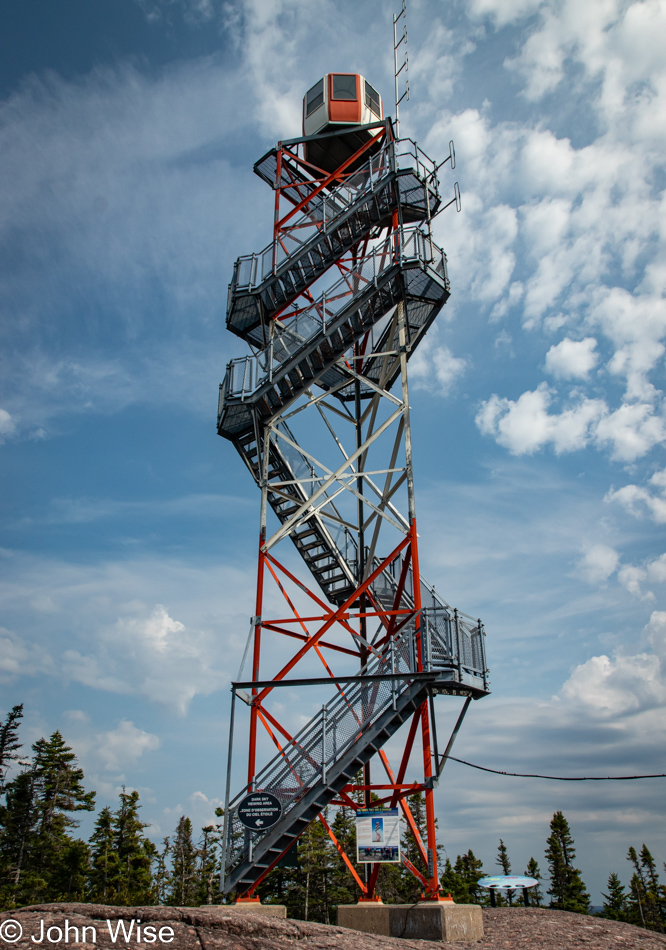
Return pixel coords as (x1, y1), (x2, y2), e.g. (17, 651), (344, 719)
(365, 81), (381, 116)
(306, 78), (324, 116)
(332, 74), (357, 100)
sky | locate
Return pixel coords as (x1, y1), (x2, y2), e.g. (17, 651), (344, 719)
(1, 0), (665, 907)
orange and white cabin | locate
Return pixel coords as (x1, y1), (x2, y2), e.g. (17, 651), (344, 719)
(302, 73), (384, 174)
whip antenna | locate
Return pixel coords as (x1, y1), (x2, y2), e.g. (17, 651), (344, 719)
(393, 0), (409, 136)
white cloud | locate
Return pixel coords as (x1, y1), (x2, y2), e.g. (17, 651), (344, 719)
(0, 409), (15, 441)
(589, 288), (666, 402)
(94, 720), (160, 772)
(478, 384), (666, 462)
(468, 0), (544, 28)
(0, 553), (252, 714)
(410, 341), (467, 396)
(617, 563), (651, 600)
(615, 552), (666, 601)
(577, 544), (619, 586)
(66, 604), (227, 714)
(476, 384), (606, 455)
(545, 337), (598, 380)
(0, 627), (54, 682)
(606, 468), (666, 524)
(646, 610), (666, 659)
(561, 651), (665, 716)
(63, 709), (90, 724)
(594, 402), (666, 462)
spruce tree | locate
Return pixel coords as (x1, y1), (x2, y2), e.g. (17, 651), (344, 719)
(439, 856), (471, 903)
(0, 705), (23, 793)
(111, 788), (156, 905)
(1, 731), (94, 906)
(0, 767), (41, 907)
(601, 872), (628, 921)
(299, 816), (333, 922)
(197, 825), (220, 906)
(525, 857), (544, 907)
(154, 837), (171, 906)
(168, 816), (198, 906)
(497, 839), (511, 875)
(627, 845), (665, 932)
(328, 805), (360, 907)
(87, 807), (120, 903)
(545, 811), (590, 914)
(497, 839), (513, 905)
(455, 850), (486, 904)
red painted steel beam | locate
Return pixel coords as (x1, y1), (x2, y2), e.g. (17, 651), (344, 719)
(254, 535), (412, 706)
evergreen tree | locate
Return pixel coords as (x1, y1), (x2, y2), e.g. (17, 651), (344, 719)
(32, 732), (96, 839)
(456, 850), (486, 904)
(439, 856), (468, 903)
(497, 839), (511, 875)
(525, 857), (544, 907)
(0, 705), (23, 793)
(168, 816), (198, 906)
(55, 838), (89, 902)
(601, 872), (628, 922)
(545, 811), (590, 914)
(626, 845), (665, 932)
(497, 839), (513, 905)
(197, 825), (220, 906)
(0, 731), (94, 906)
(328, 805), (360, 908)
(87, 807), (120, 903)
(111, 788), (156, 905)
(0, 767), (42, 907)
(300, 815), (333, 922)
(154, 837), (171, 906)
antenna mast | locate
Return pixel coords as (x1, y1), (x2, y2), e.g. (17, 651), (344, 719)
(393, 0), (409, 136)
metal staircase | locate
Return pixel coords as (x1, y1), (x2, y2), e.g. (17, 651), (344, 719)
(223, 616), (487, 895)
(226, 138), (441, 344)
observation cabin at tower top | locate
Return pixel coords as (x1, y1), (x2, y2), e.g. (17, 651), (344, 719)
(303, 73), (384, 173)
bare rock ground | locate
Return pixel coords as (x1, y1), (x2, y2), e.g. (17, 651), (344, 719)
(2, 904), (665, 950)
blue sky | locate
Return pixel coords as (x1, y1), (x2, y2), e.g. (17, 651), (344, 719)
(1, 0), (665, 905)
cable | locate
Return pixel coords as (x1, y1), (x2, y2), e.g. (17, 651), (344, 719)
(441, 755), (666, 781)
(395, 897), (422, 939)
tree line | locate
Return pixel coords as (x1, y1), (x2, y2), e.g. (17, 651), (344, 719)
(1, 704), (664, 930)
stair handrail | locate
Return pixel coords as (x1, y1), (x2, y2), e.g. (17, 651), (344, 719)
(229, 137), (440, 294)
(221, 225), (445, 402)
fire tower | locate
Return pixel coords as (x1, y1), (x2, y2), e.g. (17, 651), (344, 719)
(217, 72), (490, 903)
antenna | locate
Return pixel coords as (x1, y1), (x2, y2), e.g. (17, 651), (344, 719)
(393, 0), (409, 137)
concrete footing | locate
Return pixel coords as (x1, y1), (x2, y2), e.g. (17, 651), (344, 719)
(337, 902), (483, 942)
(225, 902), (287, 917)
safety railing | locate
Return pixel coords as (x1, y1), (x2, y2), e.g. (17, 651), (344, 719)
(372, 553), (489, 689)
(221, 225), (445, 403)
(223, 622), (416, 879)
(222, 585), (487, 882)
(230, 138), (439, 292)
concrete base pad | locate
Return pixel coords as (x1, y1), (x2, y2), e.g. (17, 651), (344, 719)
(225, 902), (287, 917)
(337, 902), (483, 942)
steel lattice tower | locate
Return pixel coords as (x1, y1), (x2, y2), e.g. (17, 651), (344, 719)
(217, 94), (489, 903)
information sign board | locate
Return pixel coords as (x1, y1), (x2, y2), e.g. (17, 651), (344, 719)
(356, 808), (400, 863)
(237, 792), (282, 830)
